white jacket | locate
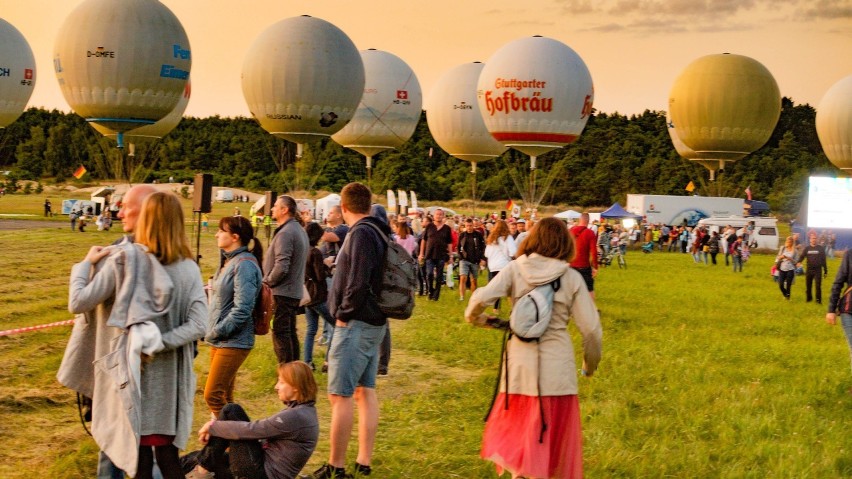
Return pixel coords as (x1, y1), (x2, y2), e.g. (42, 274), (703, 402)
(466, 253), (602, 396)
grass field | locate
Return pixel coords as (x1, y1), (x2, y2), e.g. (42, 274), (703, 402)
(0, 192), (849, 478)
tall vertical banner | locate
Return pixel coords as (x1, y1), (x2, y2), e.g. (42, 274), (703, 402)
(397, 189), (408, 211)
(411, 191), (418, 211)
(387, 190), (397, 212)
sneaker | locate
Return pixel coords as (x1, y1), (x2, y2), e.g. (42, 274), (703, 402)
(321, 362), (328, 373)
(458, 296), (464, 301)
(303, 463), (352, 479)
(186, 467), (214, 479)
(354, 463), (372, 476)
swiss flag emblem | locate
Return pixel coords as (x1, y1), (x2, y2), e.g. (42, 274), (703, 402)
(396, 90), (408, 100)
(24, 69), (33, 79)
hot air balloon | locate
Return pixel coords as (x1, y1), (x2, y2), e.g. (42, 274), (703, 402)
(0, 18), (36, 128)
(427, 62), (507, 211)
(477, 36), (594, 206)
(332, 49), (422, 185)
(242, 15), (364, 163)
(668, 53), (780, 181)
(816, 75), (852, 172)
(91, 78), (190, 144)
(53, 0), (191, 149)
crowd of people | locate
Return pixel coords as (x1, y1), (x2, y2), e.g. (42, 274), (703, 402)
(58, 181), (852, 479)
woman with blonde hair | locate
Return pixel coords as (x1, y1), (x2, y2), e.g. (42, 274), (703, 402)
(777, 235), (799, 300)
(68, 191), (207, 479)
(484, 219), (517, 312)
(465, 218), (602, 479)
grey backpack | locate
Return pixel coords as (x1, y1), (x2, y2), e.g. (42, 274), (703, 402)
(357, 222), (418, 320)
(509, 278), (560, 341)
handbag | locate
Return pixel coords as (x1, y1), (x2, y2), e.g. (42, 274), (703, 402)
(299, 284), (311, 307)
(839, 286), (852, 315)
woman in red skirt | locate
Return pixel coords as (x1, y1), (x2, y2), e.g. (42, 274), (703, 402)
(465, 217), (603, 479)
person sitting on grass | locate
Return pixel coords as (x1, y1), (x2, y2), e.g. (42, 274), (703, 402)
(183, 361), (320, 479)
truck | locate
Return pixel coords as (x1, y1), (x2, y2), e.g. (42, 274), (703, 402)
(625, 194), (746, 226)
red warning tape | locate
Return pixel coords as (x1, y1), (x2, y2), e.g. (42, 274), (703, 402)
(0, 319), (75, 337)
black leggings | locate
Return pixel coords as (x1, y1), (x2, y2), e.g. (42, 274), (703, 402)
(181, 404), (267, 479)
(137, 444), (182, 479)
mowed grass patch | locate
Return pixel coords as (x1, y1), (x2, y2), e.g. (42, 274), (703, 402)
(2, 211), (852, 477)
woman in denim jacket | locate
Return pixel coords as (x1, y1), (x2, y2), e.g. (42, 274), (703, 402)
(204, 216), (264, 417)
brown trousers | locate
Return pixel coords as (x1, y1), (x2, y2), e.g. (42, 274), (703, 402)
(204, 347), (252, 416)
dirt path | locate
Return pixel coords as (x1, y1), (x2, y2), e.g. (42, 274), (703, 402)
(0, 219), (67, 230)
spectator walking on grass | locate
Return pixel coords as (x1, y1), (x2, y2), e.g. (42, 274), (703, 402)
(484, 220), (517, 313)
(569, 213), (598, 301)
(419, 208), (453, 301)
(264, 195), (308, 365)
(307, 183), (389, 479)
(776, 236), (799, 300)
(465, 218), (602, 479)
(802, 232), (829, 304)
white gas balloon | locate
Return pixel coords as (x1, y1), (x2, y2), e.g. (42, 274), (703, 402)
(816, 75), (852, 172)
(91, 78), (191, 143)
(332, 49), (422, 180)
(242, 15), (365, 147)
(427, 62), (507, 167)
(477, 35), (594, 203)
(53, 0), (191, 147)
(0, 18), (36, 128)
(427, 62), (507, 209)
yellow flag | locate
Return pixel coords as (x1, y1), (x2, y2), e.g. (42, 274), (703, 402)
(685, 181), (695, 192)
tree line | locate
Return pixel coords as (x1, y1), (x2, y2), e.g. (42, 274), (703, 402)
(0, 97), (832, 214)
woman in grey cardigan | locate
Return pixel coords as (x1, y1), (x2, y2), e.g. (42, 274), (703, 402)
(67, 191), (206, 479)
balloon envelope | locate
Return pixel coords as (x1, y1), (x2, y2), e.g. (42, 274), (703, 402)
(816, 75), (852, 172)
(477, 36), (594, 157)
(332, 49), (422, 158)
(91, 78), (190, 142)
(242, 15), (365, 144)
(668, 53), (780, 166)
(426, 62), (507, 163)
(0, 18), (36, 128)
(53, 0), (191, 135)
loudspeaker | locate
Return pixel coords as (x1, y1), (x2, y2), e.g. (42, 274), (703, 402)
(264, 191), (277, 216)
(500, 210), (507, 220)
(193, 173), (213, 213)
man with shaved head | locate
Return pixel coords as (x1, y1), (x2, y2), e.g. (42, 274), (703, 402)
(118, 184), (158, 236)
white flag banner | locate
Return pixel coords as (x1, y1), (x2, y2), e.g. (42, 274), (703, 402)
(387, 190), (397, 210)
(410, 191), (418, 210)
(397, 189), (408, 207)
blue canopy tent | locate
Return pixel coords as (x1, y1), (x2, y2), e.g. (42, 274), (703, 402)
(600, 202), (642, 219)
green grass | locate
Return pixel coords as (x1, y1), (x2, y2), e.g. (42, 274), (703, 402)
(0, 191), (850, 478)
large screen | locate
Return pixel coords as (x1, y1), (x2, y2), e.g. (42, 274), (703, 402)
(808, 176), (852, 229)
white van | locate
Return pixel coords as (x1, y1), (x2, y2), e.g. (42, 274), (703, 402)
(697, 216), (779, 250)
(216, 189), (234, 202)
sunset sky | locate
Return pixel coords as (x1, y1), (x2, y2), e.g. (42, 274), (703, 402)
(2, 0), (850, 118)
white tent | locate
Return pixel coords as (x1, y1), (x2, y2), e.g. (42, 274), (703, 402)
(315, 194), (341, 221)
(554, 209), (581, 220)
